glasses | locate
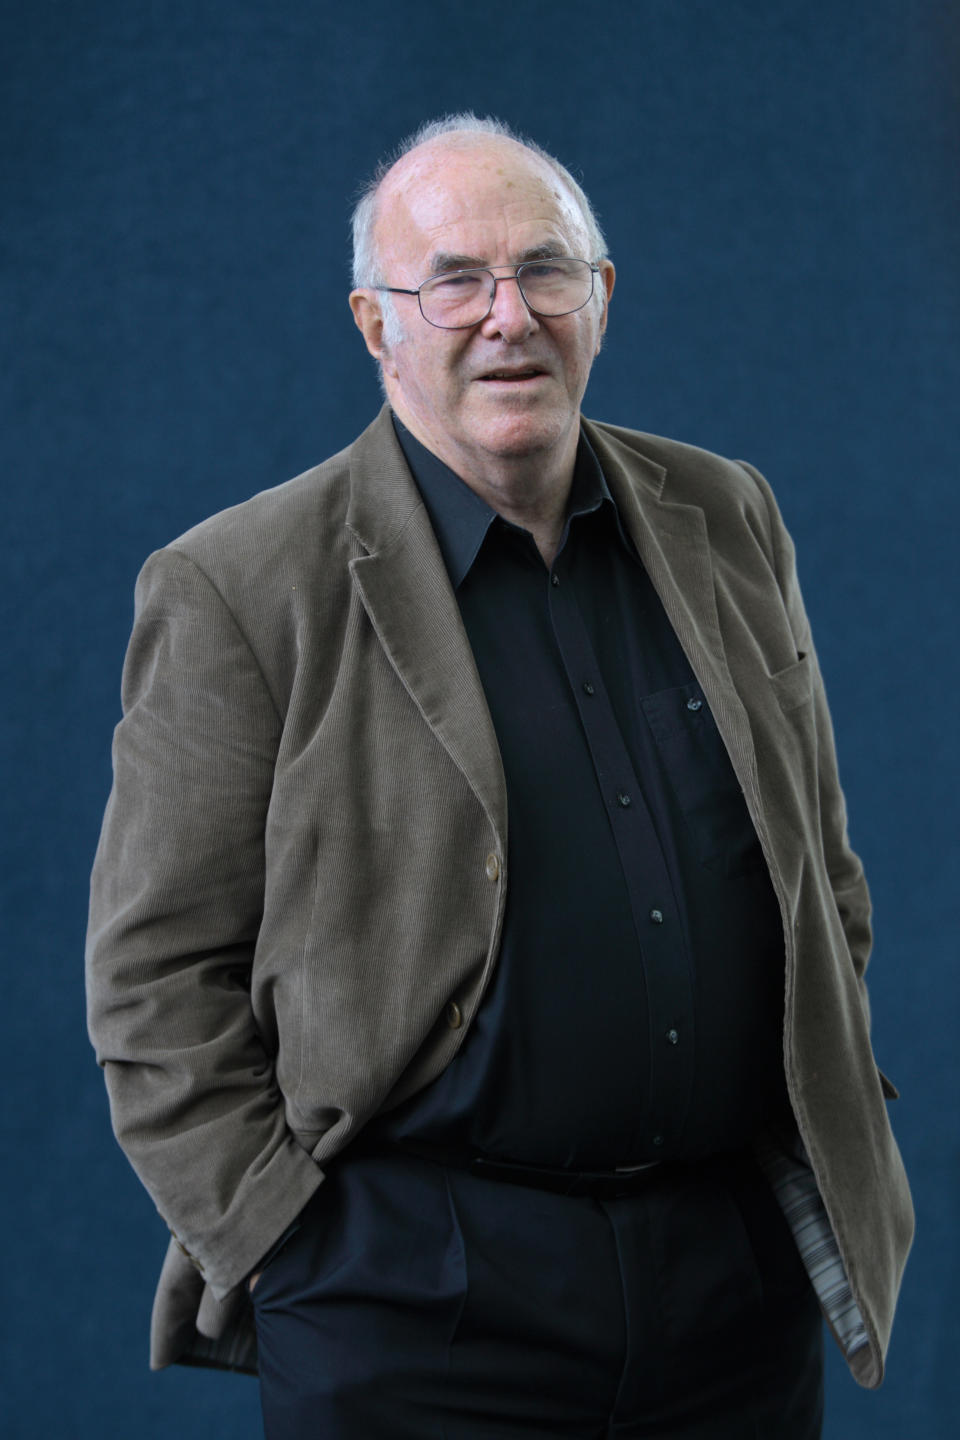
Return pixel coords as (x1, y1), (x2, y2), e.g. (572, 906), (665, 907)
(375, 257), (600, 330)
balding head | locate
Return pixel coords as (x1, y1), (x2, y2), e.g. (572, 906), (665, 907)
(352, 114), (608, 290)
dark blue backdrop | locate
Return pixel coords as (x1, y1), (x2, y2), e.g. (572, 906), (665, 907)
(2, 1), (957, 1435)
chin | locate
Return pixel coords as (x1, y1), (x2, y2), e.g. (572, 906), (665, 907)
(472, 410), (573, 460)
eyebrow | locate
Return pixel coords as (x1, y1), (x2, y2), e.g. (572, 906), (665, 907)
(426, 242), (569, 274)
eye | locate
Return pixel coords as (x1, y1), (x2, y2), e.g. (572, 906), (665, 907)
(522, 262), (565, 280)
(431, 271), (485, 293)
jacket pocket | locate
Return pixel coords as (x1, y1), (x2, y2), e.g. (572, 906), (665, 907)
(768, 651), (814, 714)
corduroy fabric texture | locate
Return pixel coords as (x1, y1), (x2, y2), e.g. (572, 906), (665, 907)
(86, 407), (912, 1384)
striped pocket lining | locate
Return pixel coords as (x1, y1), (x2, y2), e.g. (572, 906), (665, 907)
(755, 1136), (869, 1357)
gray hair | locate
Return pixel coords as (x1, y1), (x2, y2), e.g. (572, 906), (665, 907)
(351, 113), (609, 291)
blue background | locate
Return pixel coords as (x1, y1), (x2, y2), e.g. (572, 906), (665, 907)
(2, 1), (957, 1434)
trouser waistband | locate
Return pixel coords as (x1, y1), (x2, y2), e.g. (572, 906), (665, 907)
(372, 1137), (742, 1200)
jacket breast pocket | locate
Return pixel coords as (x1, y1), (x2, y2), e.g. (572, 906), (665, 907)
(642, 681), (764, 878)
(768, 651), (814, 714)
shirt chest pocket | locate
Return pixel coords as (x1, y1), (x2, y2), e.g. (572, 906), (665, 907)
(641, 681), (764, 878)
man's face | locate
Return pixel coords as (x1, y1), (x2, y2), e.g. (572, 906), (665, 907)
(350, 138), (615, 486)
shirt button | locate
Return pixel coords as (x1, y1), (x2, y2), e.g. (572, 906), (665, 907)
(551, 574), (560, 587)
(665, 1028), (679, 1045)
(650, 908), (664, 924)
(617, 792), (631, 808)
(485, 853), (501, 882)
(652, 1134), (664, 1147)
(582, 681), (595, 696)
(445, 1000), (463, 1029)
(686, 697), (703, 712)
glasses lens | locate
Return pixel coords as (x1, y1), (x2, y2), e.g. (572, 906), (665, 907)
(420, 270), (493, 328)
(517, 258), (594, 316)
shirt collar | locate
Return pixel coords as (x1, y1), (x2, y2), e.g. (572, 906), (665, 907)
(391, 412), (629, 589)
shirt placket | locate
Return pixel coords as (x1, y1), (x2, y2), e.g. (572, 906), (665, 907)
(546, 548), (695, 1156)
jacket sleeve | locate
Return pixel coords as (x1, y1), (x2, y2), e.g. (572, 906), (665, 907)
(740, 461), (874, 1011)
(86, 547), (323, 1299)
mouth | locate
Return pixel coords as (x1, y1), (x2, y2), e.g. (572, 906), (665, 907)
(475, 365), (549, 384)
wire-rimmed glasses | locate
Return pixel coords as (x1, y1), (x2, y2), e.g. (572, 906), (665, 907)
(375, 257), (600, 330)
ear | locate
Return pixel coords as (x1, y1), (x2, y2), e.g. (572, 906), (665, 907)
(350, 290), (384, 355)
(350, 290), (400, 379)
(595, 260), (616, 349)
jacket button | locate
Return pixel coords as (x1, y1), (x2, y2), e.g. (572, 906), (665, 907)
(687, 697), (703, 712)
(485, 853), (501, 882)
(445, 1000), (463, 1029)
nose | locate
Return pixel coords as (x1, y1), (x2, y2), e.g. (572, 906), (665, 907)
(479, 273), (538, 342)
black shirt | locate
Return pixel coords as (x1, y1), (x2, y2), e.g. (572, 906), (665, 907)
(378, 417), (790, 1166)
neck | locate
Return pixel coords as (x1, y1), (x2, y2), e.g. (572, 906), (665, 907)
(468, 458), (571, 568)
(391, 407), (578, 569)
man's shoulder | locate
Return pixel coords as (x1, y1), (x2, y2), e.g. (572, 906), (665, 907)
(583, 417), (767, 507)
(157, 407), (414, 591)
(166, 440), (355, 578)
(584, 417), (793, 580)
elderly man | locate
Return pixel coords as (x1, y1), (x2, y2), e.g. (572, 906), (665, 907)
(87, 115), (912, 1439)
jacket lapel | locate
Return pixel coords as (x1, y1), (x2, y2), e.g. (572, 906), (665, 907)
(344, 409), (507, 840)
(584, 420), (759, 796)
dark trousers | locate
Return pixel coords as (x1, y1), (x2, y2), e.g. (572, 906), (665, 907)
(251, 1145), (823, 1439)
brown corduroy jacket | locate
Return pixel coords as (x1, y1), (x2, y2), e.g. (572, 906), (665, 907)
(86, 406), (913, 1385)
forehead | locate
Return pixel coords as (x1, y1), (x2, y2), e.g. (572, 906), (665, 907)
(374, 137), (590, 274)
